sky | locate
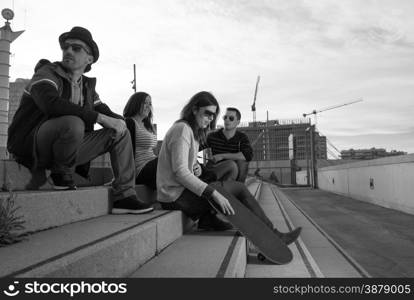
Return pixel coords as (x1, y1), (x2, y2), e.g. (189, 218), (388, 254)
(4, 0), (414, 156)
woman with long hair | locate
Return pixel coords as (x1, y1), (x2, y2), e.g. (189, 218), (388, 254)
(157, 91), (301, 244)
(123, 92), (157, 189)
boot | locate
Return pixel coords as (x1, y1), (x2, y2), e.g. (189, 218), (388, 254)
(273, 227), (302, 245)
(25, 168), (47, 190)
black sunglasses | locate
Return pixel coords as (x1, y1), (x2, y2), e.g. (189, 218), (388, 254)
(223, 115), (235, 121)
(61, 42), (91, 55)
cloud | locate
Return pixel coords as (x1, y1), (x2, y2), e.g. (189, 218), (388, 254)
(6, 0), (414, 155)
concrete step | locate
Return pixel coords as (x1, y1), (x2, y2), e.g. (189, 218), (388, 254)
(131, 231), (246, 278)
(246, 180), (261, 198)
(1, 158), (113, 191)
(1, 185), (157, 235)
(130, 180), (260, 278)
(245, 183), (323, 278)
(0, 210), (193, 277)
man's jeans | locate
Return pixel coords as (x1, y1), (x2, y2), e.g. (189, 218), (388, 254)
(235, 160), (249, 183)
(206, 160), (250, 183)
(36, 116), (136, 201)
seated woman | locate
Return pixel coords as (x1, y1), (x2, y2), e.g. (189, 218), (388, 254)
(124, 92), (157, 189)
(156, 91), (301, 245)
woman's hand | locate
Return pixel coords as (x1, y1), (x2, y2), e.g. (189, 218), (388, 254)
(193, 163), (202, 177)
(212, 191), (235, 215)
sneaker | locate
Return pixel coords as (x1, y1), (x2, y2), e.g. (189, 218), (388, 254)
(50, 173), (77, 190)
(112, 195), (154, 214)
(198, 213), (233, 231)
(273, 227), (302, 245)
(26, 168), (47, 190)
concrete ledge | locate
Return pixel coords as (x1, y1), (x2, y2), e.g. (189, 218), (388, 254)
(0, 185), (157, 235)
(245, 176), (257, 186)
(2, 187), (110, 234)
(246, 180), (261, 198)
(319, 153), (414, 171)
(221, 236), (247, 278)
(131, 231), (246, 278)
(317, 154), (414, 215)
(1, 159), (113, 191)
(0, 210), (187, 277)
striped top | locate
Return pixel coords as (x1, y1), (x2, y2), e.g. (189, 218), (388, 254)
(133, 119), (157, 175)
(207, 128), (253, 161)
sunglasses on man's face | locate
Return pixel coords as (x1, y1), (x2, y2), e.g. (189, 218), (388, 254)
(223, 115), (236, 122)
(61, 42), (91, 55)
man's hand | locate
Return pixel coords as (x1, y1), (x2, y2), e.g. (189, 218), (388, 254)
(97, 113), (127, 137)
(212, 190), (235, 215)
(193, 163), (202, 177)
(212, 152), (246, 163)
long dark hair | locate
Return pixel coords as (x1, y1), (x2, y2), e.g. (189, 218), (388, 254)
(123, 92), (155, 133)
(178, 91), (220, 145)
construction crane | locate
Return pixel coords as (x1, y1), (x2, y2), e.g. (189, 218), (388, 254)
(131, 64), (136, 92)
(251, 131), (264, 147)
(302, 98), (363, 129)
(251, 75), (260, 123)
(318, 130), (342, 160)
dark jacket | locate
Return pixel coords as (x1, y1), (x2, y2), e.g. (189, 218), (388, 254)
(7, 59), (122, 177)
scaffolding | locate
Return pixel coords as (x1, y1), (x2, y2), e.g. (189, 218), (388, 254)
(238, 119), (327, 161)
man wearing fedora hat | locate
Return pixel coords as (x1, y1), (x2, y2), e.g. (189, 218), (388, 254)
(8, 26), (153, 214)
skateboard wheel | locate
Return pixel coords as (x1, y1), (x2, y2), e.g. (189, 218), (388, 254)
(257, 253), (266, 261)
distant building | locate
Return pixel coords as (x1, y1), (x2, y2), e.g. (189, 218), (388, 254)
(9, 78), (29, 124)
(340, 148), (407, 160)
(237, 119), (327, 161)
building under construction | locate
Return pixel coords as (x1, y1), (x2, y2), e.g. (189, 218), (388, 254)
(238, 119), (327, 161)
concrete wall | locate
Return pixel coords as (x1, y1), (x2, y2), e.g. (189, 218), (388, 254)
(249, 159), (348, 185)
(1, 155), (113, 191)
(317, 154), (414, 215)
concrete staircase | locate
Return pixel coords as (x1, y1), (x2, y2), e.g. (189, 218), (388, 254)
(0, 180), (260, 278)
(130, 181), (261, 278)
(0, 184), (193, 277)
(1, 169), (368, 278)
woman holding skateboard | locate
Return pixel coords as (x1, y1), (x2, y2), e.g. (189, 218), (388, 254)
(156, 91), (301, 244)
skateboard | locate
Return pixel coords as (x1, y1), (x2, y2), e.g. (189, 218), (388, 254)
(208, 185), (293, 264)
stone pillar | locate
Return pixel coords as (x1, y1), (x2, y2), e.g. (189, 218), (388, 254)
(0, 9), (24, 159)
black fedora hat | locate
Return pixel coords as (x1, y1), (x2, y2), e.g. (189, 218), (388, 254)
(59, 26), (99, 63)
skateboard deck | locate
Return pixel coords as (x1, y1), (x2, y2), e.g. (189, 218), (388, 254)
(208, 186), (293, 264)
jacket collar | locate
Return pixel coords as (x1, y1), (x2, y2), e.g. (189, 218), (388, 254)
(53, 61), (96, 88)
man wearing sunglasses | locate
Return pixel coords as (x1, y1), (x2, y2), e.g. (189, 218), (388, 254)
(8, 26), (153, 214)
(206, 107), (253, 182)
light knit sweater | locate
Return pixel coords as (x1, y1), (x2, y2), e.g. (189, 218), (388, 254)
(157, 121), (213, 203)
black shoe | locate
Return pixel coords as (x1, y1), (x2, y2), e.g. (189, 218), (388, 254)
(50, 173), (77, 190)
(274, 227), (302, 245)
(112, 195), (154, 214)
(198, 214), (233, 231)
(26, 168), (47, 190)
